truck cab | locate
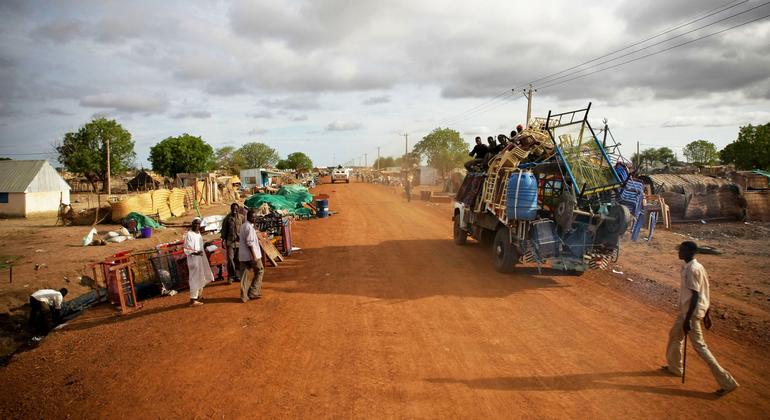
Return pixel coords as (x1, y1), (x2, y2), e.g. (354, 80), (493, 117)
(331, 168), (351, 183)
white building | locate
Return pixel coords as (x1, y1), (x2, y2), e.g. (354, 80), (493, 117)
(239, 168), (281, 190)
(0, 160), (71, 217)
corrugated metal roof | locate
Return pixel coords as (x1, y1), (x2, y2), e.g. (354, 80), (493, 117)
(0, 160), (70, 193)
(753, 169), (770, 179)
(0, 160), (46, 192)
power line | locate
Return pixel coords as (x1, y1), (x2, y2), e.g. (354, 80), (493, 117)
(517, 0), (750, 89)
(539, 12), (770, 91)
(536, 1), (770, 89)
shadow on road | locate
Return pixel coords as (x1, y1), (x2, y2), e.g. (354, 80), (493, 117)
(272, 239), (571, 300)
(425, 370), (718, 400)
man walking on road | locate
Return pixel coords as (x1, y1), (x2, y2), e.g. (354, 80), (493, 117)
(221, 203), (244, 284)
(184, 217), (214, 307)
(238, 209), (264, 302)
(663, 241), (739, 396)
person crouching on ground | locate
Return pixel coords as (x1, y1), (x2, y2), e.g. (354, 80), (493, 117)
(28, 288), (68, 336)
(184, 217), (214, 306)
(221, 203), (244, 284)
(238, 209), (264, 302)
(663, 241), (739, 396)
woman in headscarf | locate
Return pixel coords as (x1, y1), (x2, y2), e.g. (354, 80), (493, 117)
(184, 217), (214, 306)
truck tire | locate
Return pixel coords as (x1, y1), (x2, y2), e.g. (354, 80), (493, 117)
(493, 227), (518, 273)
(346, 179), (350, 183)
(453, 215), (468, 245)
(479, 228), (495, 248)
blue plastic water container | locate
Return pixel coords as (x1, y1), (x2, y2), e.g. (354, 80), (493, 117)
(506, 171), (538, 220)
(316, 199), (329, 218)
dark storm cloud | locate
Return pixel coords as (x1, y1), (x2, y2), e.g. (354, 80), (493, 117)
(31, 19), (84, 43)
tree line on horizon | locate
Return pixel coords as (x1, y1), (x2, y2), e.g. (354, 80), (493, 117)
(52, 117), (313, 192)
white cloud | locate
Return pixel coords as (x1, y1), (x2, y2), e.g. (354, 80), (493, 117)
(362, 95), (391, 105)
(171, 110), (211, 119)
(80, 92), (169, 114)
(248, 127), (269, 135)
(326, 120), (363, 131)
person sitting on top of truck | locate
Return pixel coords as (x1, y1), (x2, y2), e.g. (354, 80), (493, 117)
(464, 137), (489, 172)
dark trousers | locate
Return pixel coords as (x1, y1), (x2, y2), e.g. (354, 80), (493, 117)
(224, 242), (240, 280)
(28, 297), (59, 336)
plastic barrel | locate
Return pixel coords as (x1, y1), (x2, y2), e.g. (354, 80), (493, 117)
(316, 199), (329, 218)
(140, 226), (152, 238)
(506, 171), (538, 220)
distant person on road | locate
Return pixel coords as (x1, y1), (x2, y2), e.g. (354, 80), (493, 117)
(184, 217), (214, 307)
(238, 209), (264, 302)
(28, 288), (68, 336)
(464, 136), (489, 171)
(403, 170), (414, 202)
(221, 203), (244, 284)
(662, 241), (739, 396)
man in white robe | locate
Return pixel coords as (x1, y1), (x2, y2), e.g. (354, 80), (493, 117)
(184, 217), (214, 306)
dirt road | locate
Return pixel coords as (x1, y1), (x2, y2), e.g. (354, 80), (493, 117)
(1, 181), (768, 418)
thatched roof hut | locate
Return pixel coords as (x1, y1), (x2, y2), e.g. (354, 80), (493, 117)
(639, 174), (744, 222)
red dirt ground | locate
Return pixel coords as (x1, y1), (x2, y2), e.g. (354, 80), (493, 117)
(1, 180), (769, 418)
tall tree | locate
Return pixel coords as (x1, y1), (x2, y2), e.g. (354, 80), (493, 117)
(720, 123), (770, 170)
(237, 142), (279, 168)
(215, 146), (244, 175)
(55, 117), (135, 192)
(631, 147), (678, 170)
(276, 152), (313, 170)
(412, 128), (469, 177)
(372, 156), (396, 169)
(683, 140), (719, 165)
(149, 134), (214, 177)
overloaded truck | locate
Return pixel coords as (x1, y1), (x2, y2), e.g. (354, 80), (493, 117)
(453, 103), (634, 274)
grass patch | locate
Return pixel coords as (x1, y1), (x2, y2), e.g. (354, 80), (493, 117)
(0, 256), (21, 270)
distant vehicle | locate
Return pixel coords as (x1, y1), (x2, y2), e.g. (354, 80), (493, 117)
(331, 168), (351, 183)
(453, 103), (632, 274)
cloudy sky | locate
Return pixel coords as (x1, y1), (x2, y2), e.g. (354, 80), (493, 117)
(1, 0), (769, 167)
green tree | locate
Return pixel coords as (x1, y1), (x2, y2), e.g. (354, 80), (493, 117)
(720, 123), (770, 170)
(55, 117), (135, 192)
(683, 140), (719, 165)
(654, 147), (677, 166)
(276, 152), (313, 170)
(215, 146), (244, 175)
(631, 147), (678, 170)
(372, 156), (396, 169)
(237, 142), (279, 168)
(149, 134), (214, 177)
(0, 157), (11, 161)
(412, 128), (468, 176)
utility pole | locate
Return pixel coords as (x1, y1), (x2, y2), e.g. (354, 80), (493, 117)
(519, 84), (537, 127)
(376, 147), (381, 170)
(364, 153), (367, 168)
(106, 137), (111, 196)
(401, 132), (409, 157)
(636, 141), (640, 169)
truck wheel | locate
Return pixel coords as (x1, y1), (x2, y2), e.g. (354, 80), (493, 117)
(453, 215), (467, 245)
(479, 228), (495, 248)
(346, 179), (350, 183)
(493, 228), (518, 273)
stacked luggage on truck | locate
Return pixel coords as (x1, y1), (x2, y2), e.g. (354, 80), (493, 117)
(453, 103), (633, 274)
